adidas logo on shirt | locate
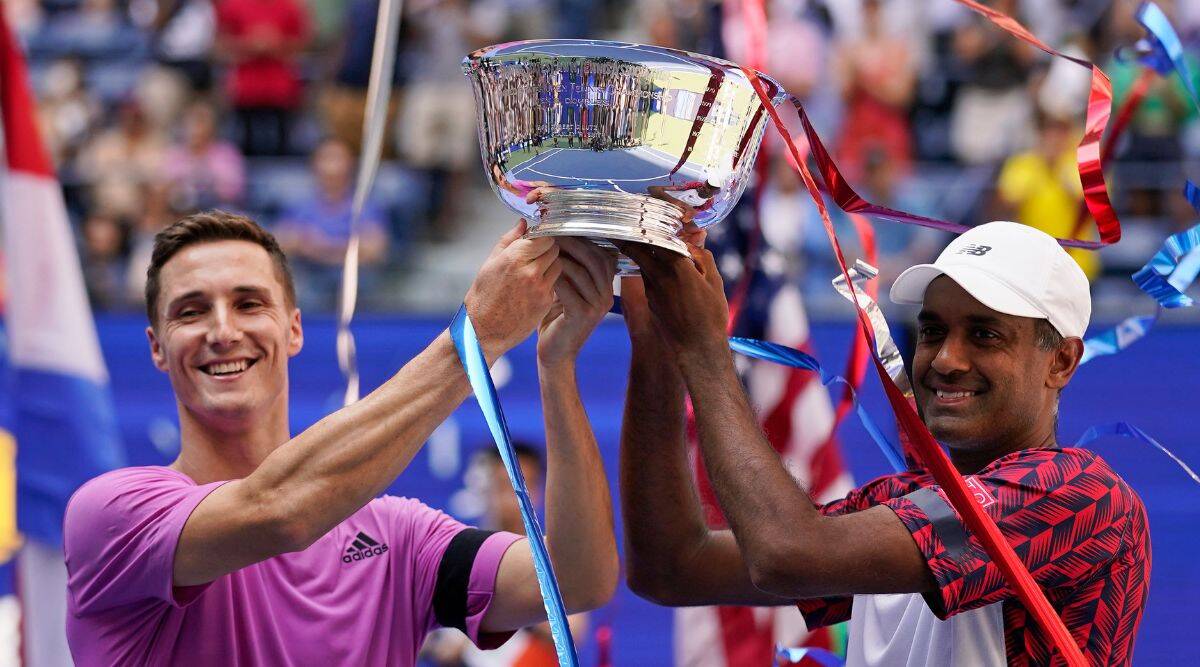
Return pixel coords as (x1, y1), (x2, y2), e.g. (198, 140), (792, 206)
(342, 531), (389, 564)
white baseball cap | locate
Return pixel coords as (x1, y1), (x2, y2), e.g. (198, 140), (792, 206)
(889, 221), (1091, 339)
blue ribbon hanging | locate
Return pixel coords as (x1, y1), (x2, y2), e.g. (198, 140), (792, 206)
(448, 305), (579, 667)
(1080, 311), (1159, 365)
(610, 296), (904, 471)
(1075, 422), (1200, 485)
(1133, 2), (1200, 105)
(774, 644), (845, 667)
(728, 337), (905, 472)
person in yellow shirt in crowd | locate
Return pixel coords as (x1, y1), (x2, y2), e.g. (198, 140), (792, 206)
(996, 111), (1100, 280)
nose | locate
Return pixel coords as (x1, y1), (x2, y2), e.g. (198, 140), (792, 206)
(930, 332), (971, 377)
(205, 302), (243, 348)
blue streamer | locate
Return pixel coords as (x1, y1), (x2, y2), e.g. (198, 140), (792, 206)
(1130, 223), (1200, 309)
(610, 296), (903, 471)
(729, 337), (906, 473)
(1186, 180), (1200, 216)
(1083, 219), (1200, 364)
(1081, 311), (1159, 365)
(448, 305), (579, 666)
(1134, 2), (1200, 106)
(1075, 421), (1200, 485)
(774, 644), (845, 667)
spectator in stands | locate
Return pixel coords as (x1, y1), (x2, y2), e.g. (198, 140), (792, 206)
(996, 111), (1099, 280)
(637, 0), (713, 53)
(37, 57), (101, 168)
(833, 0), (916, 181)
(81, 211), (131, 310)
(77, 99), (167, 222)
(859, 148), (944, 289)
(162, 100), (247, 211)
(52, 0), (124, 52)
(273, 137), (389, 310)
(3, 0), (42, 38)
(215, 0), (311, 156)
(948, 0), (1038, 165)
(399, 0), (507, 241)
(151, 0), (217, 92)
(320, 0), (405, 156)
(422, 444), (590, 667)
(125, 182), (180, 305)
(722, 1), (842, 150)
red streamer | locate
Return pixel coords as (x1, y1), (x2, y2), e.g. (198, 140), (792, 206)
(1069, 66), (1156, 240)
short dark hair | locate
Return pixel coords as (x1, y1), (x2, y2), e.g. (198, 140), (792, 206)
(144, 210), (296, 326)
(480, 441), (544, 473)
(1034, 318), (1064, 351)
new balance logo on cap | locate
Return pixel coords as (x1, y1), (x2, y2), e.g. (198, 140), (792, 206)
(342, 531), (389, 564)
(956, 244), (992, 256)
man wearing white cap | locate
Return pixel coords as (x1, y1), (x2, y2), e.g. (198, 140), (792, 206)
(616, 222), (1149, 665)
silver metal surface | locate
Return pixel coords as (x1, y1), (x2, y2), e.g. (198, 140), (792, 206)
(463, 39), (785, 273)
(832, 260), (915, 399)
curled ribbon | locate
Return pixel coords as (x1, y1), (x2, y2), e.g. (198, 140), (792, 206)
(1130, 1), (1200, 105)
(448, 306), (579, 666)
(831, 261), (912, 401)
(1075, 422), (1200, 485)
(728, 336), (904, 473)
(1081, 215), (1200, 363)
(1131, 221), (1200, 309)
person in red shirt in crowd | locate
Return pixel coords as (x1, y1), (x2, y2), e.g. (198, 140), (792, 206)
(215, 0), (310, 156)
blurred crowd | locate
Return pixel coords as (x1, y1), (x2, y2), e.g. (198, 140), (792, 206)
(6, 0), (1200, 315)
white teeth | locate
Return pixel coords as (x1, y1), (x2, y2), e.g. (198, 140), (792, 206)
(936, 390), (975, 399)
(207, 360), (249, 376)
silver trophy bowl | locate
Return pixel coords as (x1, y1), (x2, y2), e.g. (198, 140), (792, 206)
(463, 39), (785, 273)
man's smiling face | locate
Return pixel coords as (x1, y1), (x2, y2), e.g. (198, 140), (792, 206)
(147, 240), (303, 427)
(913, 276), (1061, 455)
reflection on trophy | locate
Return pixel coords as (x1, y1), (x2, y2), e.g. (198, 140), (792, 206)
(463, 40), (785, 273)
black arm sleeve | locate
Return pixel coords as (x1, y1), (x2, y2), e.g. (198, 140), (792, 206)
(433, 528), (497, 633)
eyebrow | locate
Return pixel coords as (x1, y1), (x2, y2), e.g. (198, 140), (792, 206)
(917, 310), (941, 323)
(918, 309), (1013, 331)
(166, 285), (272, 312)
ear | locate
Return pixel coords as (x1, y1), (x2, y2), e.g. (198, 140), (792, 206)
(1046, 337), (1084, 391)
(146, 326), (169, 372)
(287, 307), (304, 357)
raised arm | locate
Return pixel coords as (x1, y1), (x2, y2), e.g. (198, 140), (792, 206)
(481, 237), (620, 632)
(174, 222), (560, 586)
(618, 266), (789, 607)
(621, 243), (935, 601)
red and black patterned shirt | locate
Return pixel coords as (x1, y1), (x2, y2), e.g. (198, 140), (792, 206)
(796, 447), (1150, 666)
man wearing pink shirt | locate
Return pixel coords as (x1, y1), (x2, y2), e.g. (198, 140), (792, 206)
(63, 210), (619, 665)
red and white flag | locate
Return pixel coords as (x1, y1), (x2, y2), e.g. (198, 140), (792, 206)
(1, 10), (125, 666)
(675, 279), (854, 667)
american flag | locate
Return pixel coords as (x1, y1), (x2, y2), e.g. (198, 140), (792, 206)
(673, 187), (856, 666)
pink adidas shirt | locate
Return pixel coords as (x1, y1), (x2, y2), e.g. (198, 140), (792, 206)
(63, 467), (522, 665)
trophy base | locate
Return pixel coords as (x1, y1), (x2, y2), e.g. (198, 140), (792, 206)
(524, 190), (689, 275)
